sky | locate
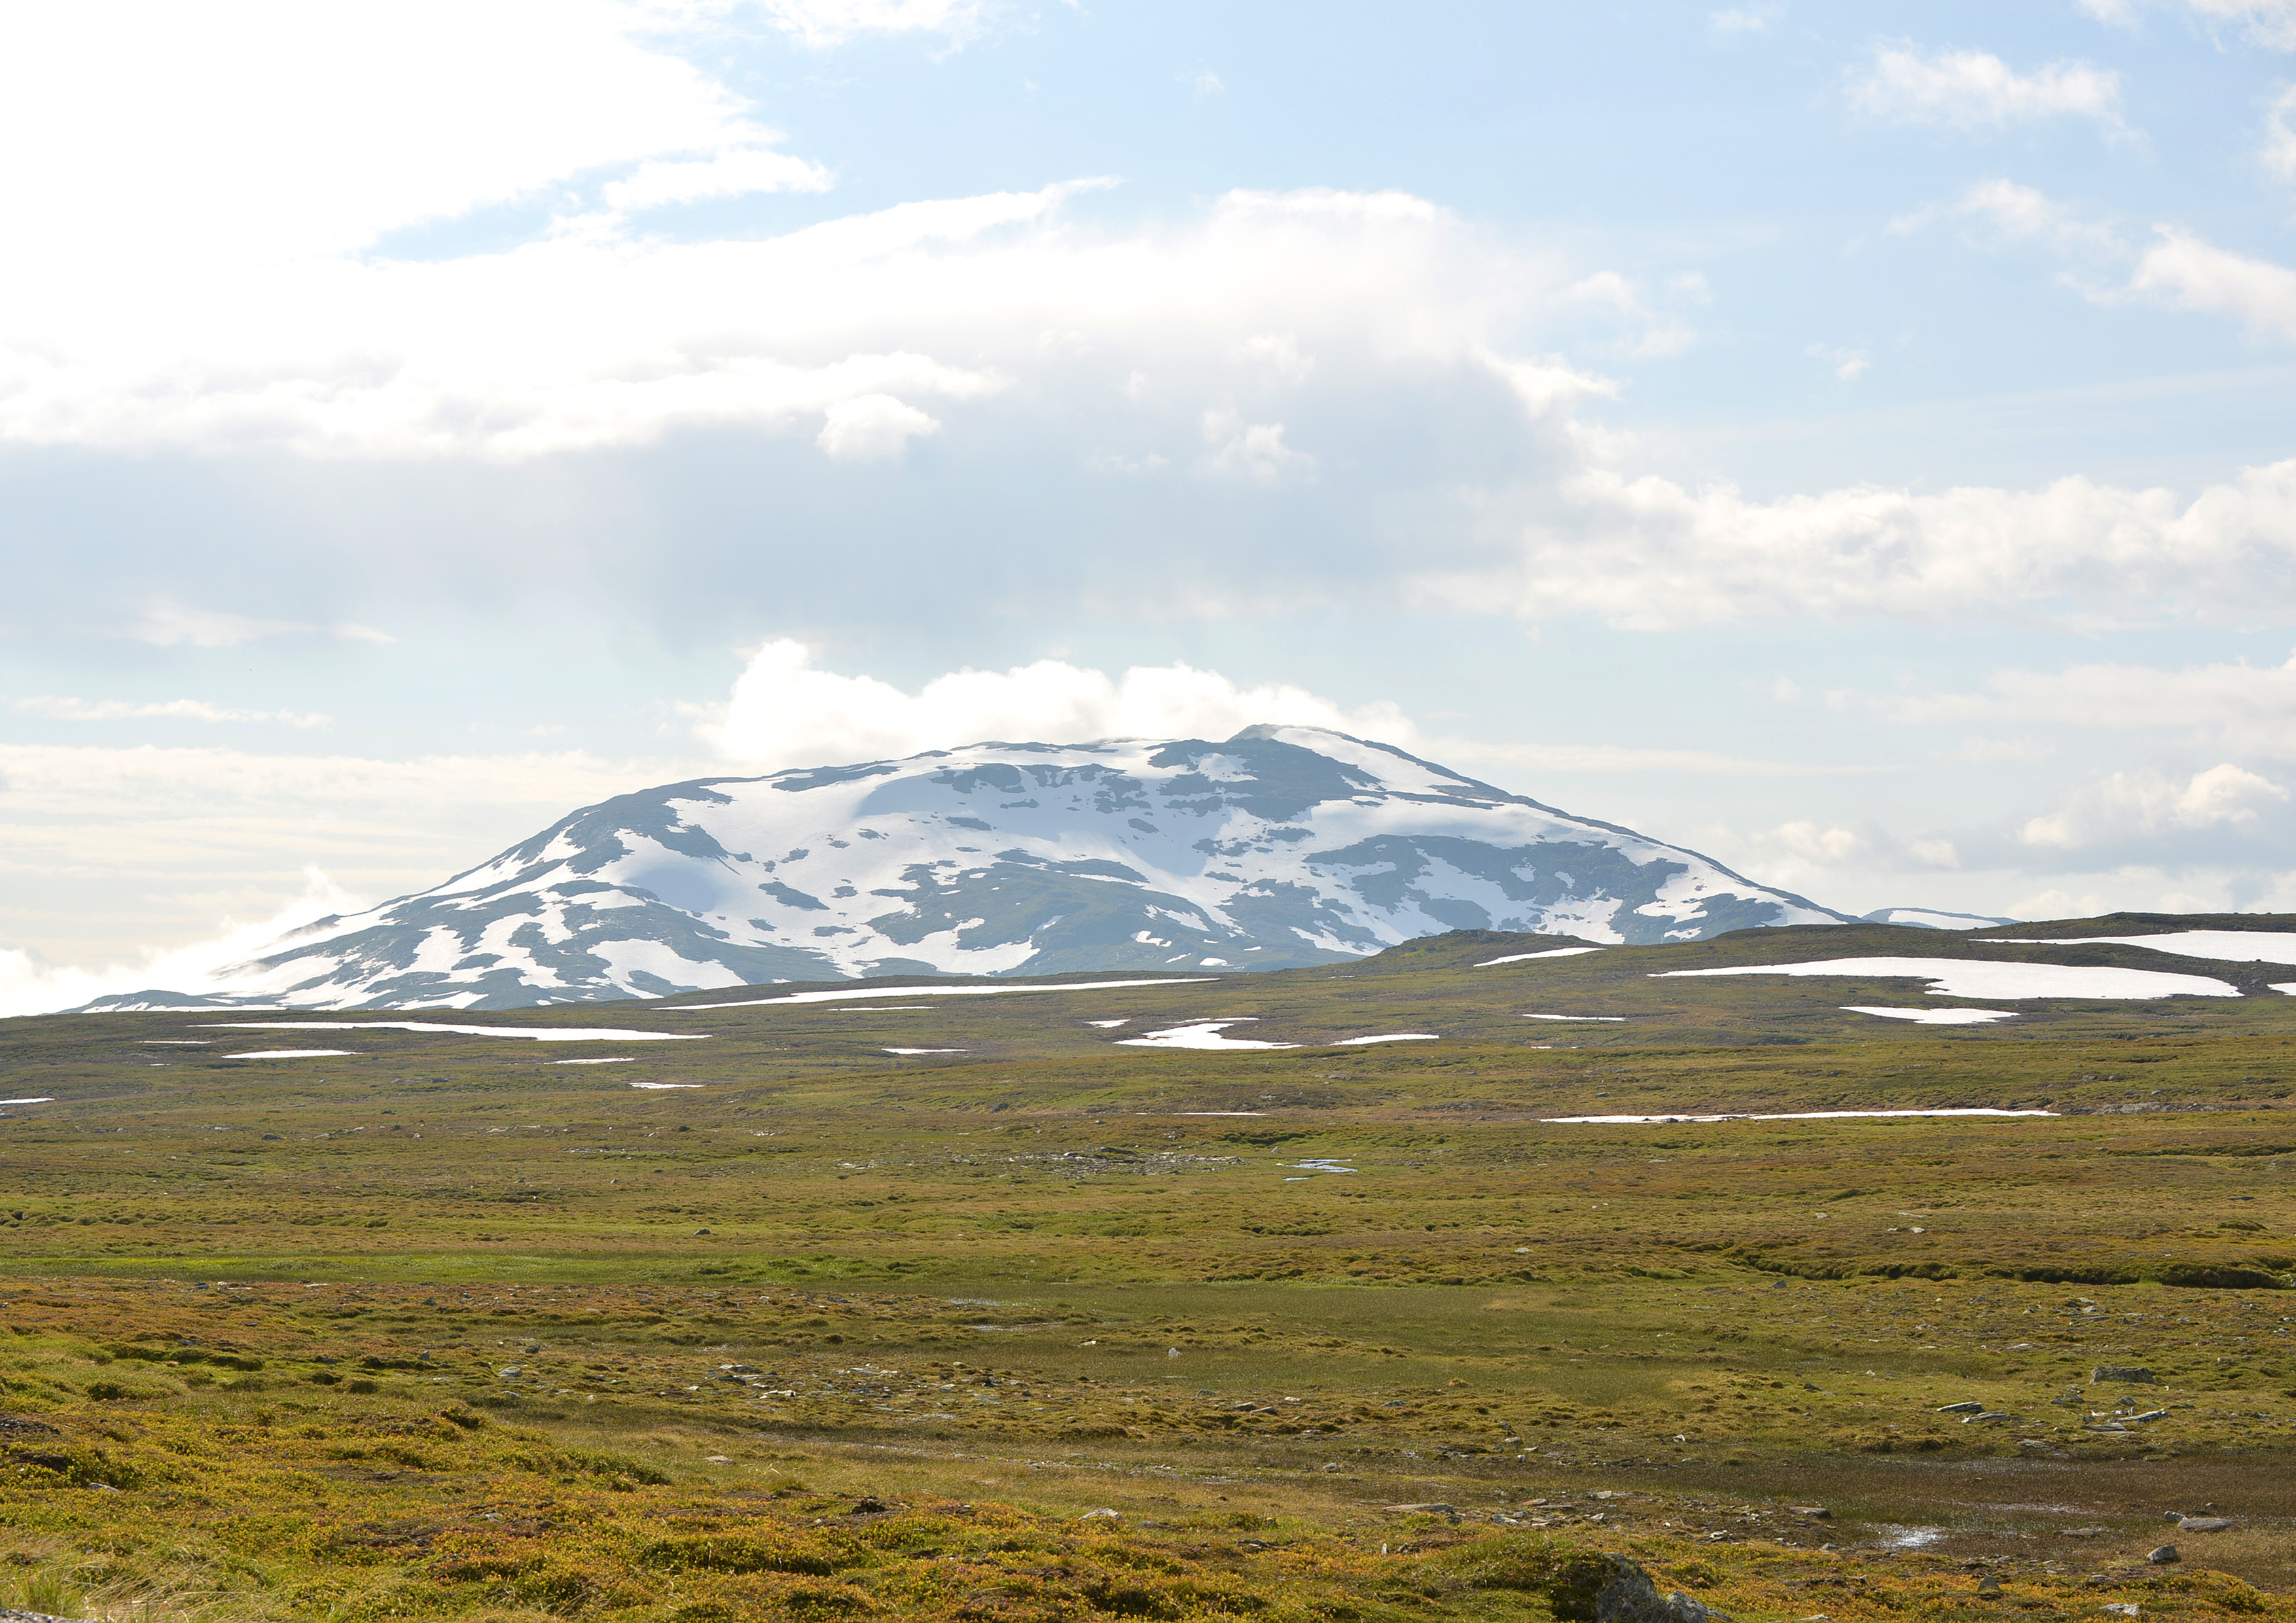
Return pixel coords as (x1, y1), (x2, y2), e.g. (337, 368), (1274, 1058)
(9, 0), (2296, 1012)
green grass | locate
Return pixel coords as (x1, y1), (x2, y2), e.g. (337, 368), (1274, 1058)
(3, 921), (2296, 1620)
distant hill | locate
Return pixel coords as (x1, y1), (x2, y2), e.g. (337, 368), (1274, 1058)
(79, 726), (1850, 1012)
(1861, 907), (2020, 929)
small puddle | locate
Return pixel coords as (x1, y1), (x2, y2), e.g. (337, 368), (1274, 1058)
(1877, 1525), (1948, 1549)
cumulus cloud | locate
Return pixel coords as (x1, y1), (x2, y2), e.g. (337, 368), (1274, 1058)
(1905, 177), (2127, 257)
(2130, 227), (2296, 341)
(707, 641), (1414, 770)
(2021, 764), (2289, 848)
(10, 696), (330, 728)
(1199, 409), (1314, 484)
(1847, 45), (2130, 137)
(817, 394), (942, 459)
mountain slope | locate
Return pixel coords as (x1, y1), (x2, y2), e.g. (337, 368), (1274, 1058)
(85, 726), (1848, 1010)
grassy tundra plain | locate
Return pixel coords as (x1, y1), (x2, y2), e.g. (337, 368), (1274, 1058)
(5, 919), (2296, 1623)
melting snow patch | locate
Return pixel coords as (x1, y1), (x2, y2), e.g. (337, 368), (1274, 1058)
(1546, 1108), (2058, 1124)
(226, 1049), (361, 1060)
(672, 977), (1220, 1011)
(1983, 930), (2296, 966)
(1478, 948), (1603, 966)
(1330, 1033), (1440, 1045)
(1119, 1020), (1295, 1051)
(549, 1058), (638, 1065)
(884, 1047), (967, 1055)
(1086, 1019), (1130, 1028)
(202, 1022), (708, 1042)
(141, 1040), (211, 1044)
(630, 1082), (704, 1090)
(0, 1097), (56, 1105)
(1289, 1158), (1356, 1173)
(1521, 1013), (1625, 1022)
(1843, 1006), (2018, 1025)
(1657, 957), (2240, 1000)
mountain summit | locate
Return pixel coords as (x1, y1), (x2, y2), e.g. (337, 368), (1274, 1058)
(88, 727), (1846, 1010)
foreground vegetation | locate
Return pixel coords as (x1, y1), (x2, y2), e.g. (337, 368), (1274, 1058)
(4, 919), (2295, 1621)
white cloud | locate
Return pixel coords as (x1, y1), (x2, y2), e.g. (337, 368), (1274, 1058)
(752, 0), (995, 48)
(1848, 45), (2130, 137)
(1911, 177), (2128, 257)
(2021, 763), (2289, 848)
(121, 605), (397, 648)
(1430, 740), (1897, 779)
(1871, 649), (2296, 755)
(2081, 0), (2296, 46)
(0, 740), (690, 997)
(1805, 343), (1870, 380)
(1182, 69), (1225, 98)
(1709, 5), (1785, 36)
(1480, 353), (1621, 419)
(0, 2), (772, 266)
(601, 145), (833, 211)
(2268, 86), (2296, 179)
(817, 393), (943, 459)
(2131, 226), (2296, 340)
(1232, 332), (1314, 384)
(708, 641), (1412, 770)
(10, 696), (330, 728)
(1417, 455), (2296, 632)
(0, 867), (362, 1020)
(1199, 408), (1314, 484)
(2191, 0), (2296, 48)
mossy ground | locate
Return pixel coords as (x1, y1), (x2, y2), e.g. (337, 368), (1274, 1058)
(4, 922), (2296, 1621)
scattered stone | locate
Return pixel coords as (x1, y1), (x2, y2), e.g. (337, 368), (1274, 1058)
(2146, 1546), (2179, 1565)
(1321, 1463), (1344, 1473)
(1976, 1575), (2002, 1594)
(2177, 1517), (2235, 1533)
(704, 1454), (732, 1463)
(1078, 1508), (1120, 1520)
(2092, 1367), (2155, 1385)
(1962, 1412), (2017, 1424)
(1386, 1503), (1455, 1515)
(1936, 1401), (1986, 1414)
(0, 1609), (99, 1623)
(2125, 1410), (2170, 1423)
(2162, 1512), (2187, 1523)
(2063, 1528), (2106, 1538)
(2100, 1605), (2140, 1618)
(1787, 1506), (1831, 1519)
(1545, 1552), (1734, 1623)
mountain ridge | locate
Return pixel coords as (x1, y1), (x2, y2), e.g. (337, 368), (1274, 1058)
(80, 726), (1850, 1012)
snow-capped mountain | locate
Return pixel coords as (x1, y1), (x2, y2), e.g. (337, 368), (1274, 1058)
(84, 727), (1848, 1011)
